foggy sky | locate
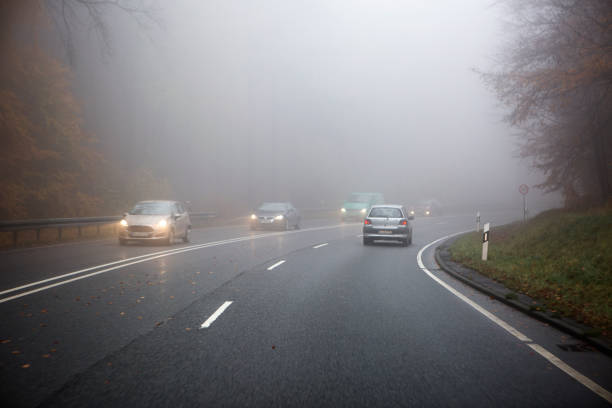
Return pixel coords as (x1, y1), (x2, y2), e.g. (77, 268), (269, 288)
(71, 0), (561, 213)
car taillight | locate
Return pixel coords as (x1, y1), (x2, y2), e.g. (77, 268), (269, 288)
(400, 220), (407, 225)
(364, 219), (371, 225)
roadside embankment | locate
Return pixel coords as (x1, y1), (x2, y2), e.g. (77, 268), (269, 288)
(448, 207), (612, 341)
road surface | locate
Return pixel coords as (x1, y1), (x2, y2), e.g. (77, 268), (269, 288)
(1, 214), (610, 407)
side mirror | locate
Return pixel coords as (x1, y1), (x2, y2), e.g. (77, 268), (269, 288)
(173, 213), (180, 220)
(123, 212), (128, 218)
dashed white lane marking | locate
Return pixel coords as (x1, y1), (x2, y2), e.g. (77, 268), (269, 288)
(0, 223), (358, 304)
(418, 231), (612, 404)
(313, 243), (329, 249)
(356, 234), (363, 238)
(200, 301), (233, 329)
(267, 260), (286, 270)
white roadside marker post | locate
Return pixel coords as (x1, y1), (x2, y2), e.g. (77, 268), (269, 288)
(476, 211), (481, 232)
(482, 222), (490, 261)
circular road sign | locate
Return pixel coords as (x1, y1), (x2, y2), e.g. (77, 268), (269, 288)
(519, 184), (529, 195)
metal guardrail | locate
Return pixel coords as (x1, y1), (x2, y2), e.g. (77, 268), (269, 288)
(0, 212), (217, 247)
(0, 208), (342, 248)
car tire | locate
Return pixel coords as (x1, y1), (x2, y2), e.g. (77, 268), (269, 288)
(401, 239), (408, 247)
(363, 237), (371, 245)
(294, 221), (300, 230)
(119, 238), (127, 246)
(182, 227), (190, 243)
(165, 229), (174, 246)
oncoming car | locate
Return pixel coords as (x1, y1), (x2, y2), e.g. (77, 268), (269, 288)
(249, 202), (301, 230)
(118, 200), (191, 245)
(340, 192), (384, 221)
(362, 204), (413, 246)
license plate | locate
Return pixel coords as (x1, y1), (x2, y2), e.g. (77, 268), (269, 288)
(378, 230), (393, 235)
(131, 232), (149, 237)
(261, 219), (273, 223)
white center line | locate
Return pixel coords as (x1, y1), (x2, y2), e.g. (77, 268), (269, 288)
(0, 223), (357, 304)
(417, 232), (612, 404)
(200, 301), (233, 329)
(313, 243), (329, 249)
(267, 260), (286, 270)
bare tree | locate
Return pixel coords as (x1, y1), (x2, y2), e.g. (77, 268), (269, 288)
(482, 0), (612, 206)
(44, 0), (160, 63)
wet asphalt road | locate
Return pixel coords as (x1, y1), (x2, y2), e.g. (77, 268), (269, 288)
(1, 214), (610, 407)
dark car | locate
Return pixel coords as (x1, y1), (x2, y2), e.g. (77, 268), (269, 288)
(249, 202), (301, 230)
(363, 204), (413, 246)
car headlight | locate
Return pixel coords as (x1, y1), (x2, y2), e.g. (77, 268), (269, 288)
(425, 210), (430, 215)
(360, 208), (367, 214)
(410, 210), (415, 215)
(341, 208), (346, 213)
(274, 214), (284, 220)
(157, 219), (168, 228)
(250, 214), (257, 220)
(119, 219), (128, 227)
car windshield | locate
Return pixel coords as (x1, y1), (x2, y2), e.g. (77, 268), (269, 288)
(369, 207), (403, 218)
(258, 203), (287, 211)
(348, 194), (371, 203)
(129, 202), (173, 215)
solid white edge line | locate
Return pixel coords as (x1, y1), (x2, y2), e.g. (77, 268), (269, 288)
(528, 344), (612, 404)
(416, 231), (532, 342)
(418, 231), (612, 404)
(267, 260), (286, 270)
(313, 243), (329, 249)
(0, 223), (354, 303)
(200, 301), (233, 329)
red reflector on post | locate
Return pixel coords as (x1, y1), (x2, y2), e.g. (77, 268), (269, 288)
(364, 219), (371, 225)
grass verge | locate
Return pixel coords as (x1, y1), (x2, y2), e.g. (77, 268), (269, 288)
(449, 207), (612, 340)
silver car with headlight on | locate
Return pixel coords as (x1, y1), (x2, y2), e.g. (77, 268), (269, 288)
(363, 204), (413, 246)
(118, 200), (191, 245)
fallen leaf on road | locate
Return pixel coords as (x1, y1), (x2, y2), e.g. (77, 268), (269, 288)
(119, 312), (125, 316)
(137, 316), (143, 320)
(40, 309), (48, 313)
(271, 345), (276, 350)
(11, 350), (21, 355)
(40, 323), (47, 327)
(75, 297), (80, 302)
(21, 364), (30, 368)
(42, 354), (50, 358)
(108, 302), (113, 305)
(50, 349), (57, 353)
(185, 328), (191, 331)
(169, 296), (174, 299)
(107, 362), (112, 367)
(1, 339), (11, 344)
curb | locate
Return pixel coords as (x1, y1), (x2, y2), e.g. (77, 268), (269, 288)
(434, 235), (612, 357)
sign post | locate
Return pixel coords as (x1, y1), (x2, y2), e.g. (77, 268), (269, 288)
(519, 184), (529, 222)
(482, 222), (490, 261)
(476, 211), (481, 232)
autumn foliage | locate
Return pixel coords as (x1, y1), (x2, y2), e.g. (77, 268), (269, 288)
(0, 1), (171, 219)
(483, 0), (612, 207)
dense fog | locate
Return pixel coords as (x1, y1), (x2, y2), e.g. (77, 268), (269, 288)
(68, 0), (560, 214)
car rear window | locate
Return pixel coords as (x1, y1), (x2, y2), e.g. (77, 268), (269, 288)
(369, 208), (403, 218)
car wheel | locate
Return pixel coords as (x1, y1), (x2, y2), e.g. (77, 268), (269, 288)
(119, 238), (127, 246)
(401, 239), (408, 247)
(165, 229), (174, 245)
(363, 237), (370, 245)
(182, 227), (190, 243)
(294, 221), (300, 230)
